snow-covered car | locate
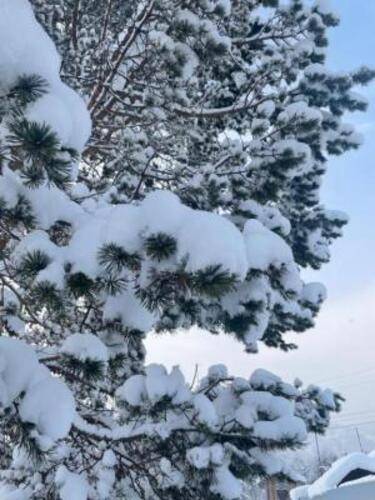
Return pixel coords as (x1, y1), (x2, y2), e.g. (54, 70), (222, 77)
(290, 452), (375, 500)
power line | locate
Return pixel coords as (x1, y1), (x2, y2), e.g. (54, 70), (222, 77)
(330, 419), (375, 430)
(315, 366), (375, 386)
(333, 409), (375, 421)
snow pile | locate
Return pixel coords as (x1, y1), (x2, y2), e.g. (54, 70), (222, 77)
(149, 28), (199, 81)
(96, 451), (117, 498)
(313, 0), (339, 22)
(157, 457), (184, 490)
(208, 364), (229, 381)
(115, 363), (310, 498)
(291, 452), (375, 499)
(116, 364), (190, 407)
(0, 168), (85, 231)
(0, 483), (30, 500)
(211, 465), (243, 500)
(0, 0), (90, 152)
(301, 283), (327, 307)
(13, 189), (247, 282)
(177, 208), (247, 276)
(278, 101), (322, 125)
(61, 333), (108, 363)
(241, 391), (307, 442)
(19, 376), (75, 443)
(0, 337), (75, 444)
(243, 219), (294, 271)
(186, 445), (224, 469)
(238, 200), (291, 236)
(250, 369), (297, 397)
(117, 363), (308, 446)
(193, 393), (218, 427)
(103, 287), (158, 333)
(55, 466), (89, 500)
(0, 337), (40, 407)
(7, 185), (320, 345)
(76, 359), (334, 499)
(175, 9), (231, 56)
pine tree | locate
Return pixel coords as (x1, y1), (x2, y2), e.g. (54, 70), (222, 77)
(0, 1), (372, 498)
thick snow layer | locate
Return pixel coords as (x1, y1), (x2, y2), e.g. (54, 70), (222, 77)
(234, 404), (255, 429)
(317, 388), (336, 410)
(103, 288), (157, 333)
(211, 465), (242, 499)
(142, 191), (185, 236)
(0, 0), (59, 87)
(186, 447), (211, 469)
(241, 391), (294, 419)
(208, 364), (228, 381)
(186, 444), (226, 471)
(193, 394), (218, 427)
(257, 99), (275, 117)
(61, 333), (108, 363)
(0, 484), (30, 500)
(250, 369), (282, 390)
(250, 369), (297, 396)
(304, 480), (375, 500)
(12, 188), (250, 286)
(0, 337), (75, 442)
(0, 337), (40, 407)
(210, 444), (225, 465)
(239, 200), (291, 236)
(19, 376), (75, 441)
(0, 166), (85, 230)
(278, 101), (322, 125)
(141, 191), (248, 278)
(8, 185), (312, 344)
(55, 466), (89, 500)
(253, 415), (307, 442)
(158, 458), (185, 490)
(302, 282), (327, 305)
(291, 452), (375, 499)
(145, 364), (171, 402)
(314, 0), (339, 19)
(116, 374), (146, 406)
(243, 219), (293, 271)
(304, 63), (327, 78)
(325, 209), (349, 224)
(177, 209), (247, 278)
(6, 168), (315, 349)
(116, 364), (191, 407)
(0, 0), (91, 152)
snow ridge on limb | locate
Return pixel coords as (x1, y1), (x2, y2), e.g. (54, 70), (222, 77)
(7, 184), (321, 352)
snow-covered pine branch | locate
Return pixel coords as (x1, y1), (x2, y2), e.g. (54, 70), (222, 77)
(0, 0), (372, 498)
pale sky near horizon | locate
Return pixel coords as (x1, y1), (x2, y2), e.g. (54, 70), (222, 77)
(147, 0), (375, 448)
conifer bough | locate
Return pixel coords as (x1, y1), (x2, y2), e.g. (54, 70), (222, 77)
(0, 0), (373, 498)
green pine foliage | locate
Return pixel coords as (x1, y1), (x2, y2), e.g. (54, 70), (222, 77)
(98, 243), (140, 272)
(145, 233), (177, 261)
(0, 1), (373, 498)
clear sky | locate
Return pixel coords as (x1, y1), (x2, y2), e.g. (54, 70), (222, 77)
(147, 0), (375, 449)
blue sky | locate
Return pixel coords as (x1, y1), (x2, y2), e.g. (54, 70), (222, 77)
(147, 0), (375, 445)
(318, 0), (375, 297)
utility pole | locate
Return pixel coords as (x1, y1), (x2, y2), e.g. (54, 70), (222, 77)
(266, 478), (278, 500)
(315, 431), (323, 473)
(355, 427), (364, 452)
